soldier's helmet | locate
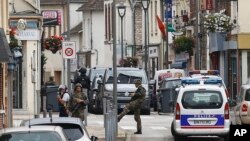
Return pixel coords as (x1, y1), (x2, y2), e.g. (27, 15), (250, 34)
(75, 83), (82, 88)
(79, 67), (87, 74)
(134, 79), (142, 85)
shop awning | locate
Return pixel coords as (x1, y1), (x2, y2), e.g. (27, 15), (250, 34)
(0, 28), (13, 62)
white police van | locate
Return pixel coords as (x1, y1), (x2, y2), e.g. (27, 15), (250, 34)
(171, 78), (230, 141)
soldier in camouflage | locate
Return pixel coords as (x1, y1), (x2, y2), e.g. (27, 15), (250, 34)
(68, 83), (89, 121)
(117, 79), (146, 134)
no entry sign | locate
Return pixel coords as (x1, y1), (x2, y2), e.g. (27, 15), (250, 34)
(62, 41), (76, 59)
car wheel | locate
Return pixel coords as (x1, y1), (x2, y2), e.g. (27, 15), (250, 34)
(171, 121), (175, 136)
(174, 134), (185, 141)
(223, 133), (229, 141)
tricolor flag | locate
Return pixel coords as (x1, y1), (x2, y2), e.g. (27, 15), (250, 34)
(156, 15), (167, 40)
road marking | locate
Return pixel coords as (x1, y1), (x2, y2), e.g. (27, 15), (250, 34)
(150, 126), (167, 130)
(121, 126), (136, 130)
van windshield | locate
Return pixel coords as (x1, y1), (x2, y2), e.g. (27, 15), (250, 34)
(181, 90), (223, 109)
(106, 69), (147, 84)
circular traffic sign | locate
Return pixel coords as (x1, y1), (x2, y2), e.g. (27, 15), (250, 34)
(65, 48), (73, 56)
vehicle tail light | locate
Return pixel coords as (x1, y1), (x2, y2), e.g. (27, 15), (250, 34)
(175, 103), (180, 120)
(224, 102), (229, 119)
(242, 103), (248, 112)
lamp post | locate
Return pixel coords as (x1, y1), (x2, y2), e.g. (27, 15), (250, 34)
(141, 0), (150, 77)
(117, 3), (126, 66)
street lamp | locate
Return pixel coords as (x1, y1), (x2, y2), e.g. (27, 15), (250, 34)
(117, 3), (126, 66)
(141, 0), (150, 77)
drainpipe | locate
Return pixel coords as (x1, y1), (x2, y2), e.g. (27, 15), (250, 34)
(90, 10), (93, 50)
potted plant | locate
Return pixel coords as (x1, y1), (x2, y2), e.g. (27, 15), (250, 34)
(119, 57), (139, 67)
(44, 35), (63, 54)
(172, 36), (195, 56)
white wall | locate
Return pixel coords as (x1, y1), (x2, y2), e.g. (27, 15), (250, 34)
(148, 0), (162, 44)
(70, 4), (83, 29)
(238, 0), (250, 33)
(22, 41), (40, 115)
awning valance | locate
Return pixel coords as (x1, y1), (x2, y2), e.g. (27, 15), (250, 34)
(0, 28), (13, 62)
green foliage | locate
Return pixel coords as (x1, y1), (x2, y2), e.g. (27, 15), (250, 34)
(119, 57), (139, 67)
(172, 36), (194, 55)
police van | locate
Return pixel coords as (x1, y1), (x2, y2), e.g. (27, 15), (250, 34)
(171, 78), (230, 141)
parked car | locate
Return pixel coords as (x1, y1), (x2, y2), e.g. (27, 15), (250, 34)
(0, 125), (68, 141)
(171, 78), (230, 141)
(234, 84), (250, 125)
(21, 117), (98, 141)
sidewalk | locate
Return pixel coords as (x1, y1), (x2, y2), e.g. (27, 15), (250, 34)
(13, 112), (127, 141)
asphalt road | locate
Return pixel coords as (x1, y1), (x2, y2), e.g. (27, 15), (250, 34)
(87, 112), (225, 141)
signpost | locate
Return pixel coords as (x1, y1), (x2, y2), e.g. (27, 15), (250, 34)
(62, 41), (76, 59)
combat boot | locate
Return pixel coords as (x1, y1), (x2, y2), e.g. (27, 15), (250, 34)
(134, 130), (142, 134)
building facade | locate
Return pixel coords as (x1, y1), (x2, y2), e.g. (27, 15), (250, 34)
(9, 0), (43, 118)
(0, 0), (12, 128)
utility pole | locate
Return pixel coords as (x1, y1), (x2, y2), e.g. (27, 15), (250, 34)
(165, 0), (169, 69)
(66, 0), (71, 90)
(195, 0), (200, 69)
(112, 0), (118, 137)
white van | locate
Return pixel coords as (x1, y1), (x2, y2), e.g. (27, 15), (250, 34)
(152, 69), (185, 91)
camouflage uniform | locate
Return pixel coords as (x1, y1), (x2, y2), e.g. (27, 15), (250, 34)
(68, 92), (89, 121)
(118, 84), (146, 133)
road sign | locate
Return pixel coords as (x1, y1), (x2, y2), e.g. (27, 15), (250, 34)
(62, 41), (76, 59)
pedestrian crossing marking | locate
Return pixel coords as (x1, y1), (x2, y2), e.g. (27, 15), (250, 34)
(150, 126), (167, 130)
(121, 126), (137, 130)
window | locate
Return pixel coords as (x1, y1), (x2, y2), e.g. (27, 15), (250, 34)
(104, 3), (112, 42)
(106, 70), (147, 84)
(245, 89), (250, 101)
(150, 1), (153, 36)
(163, 79), (181, 89)
(155, 1), (158, 34)
(182, 90), (223, 109)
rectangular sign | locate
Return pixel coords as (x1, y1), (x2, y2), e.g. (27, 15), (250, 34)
(42, 10), (62, 26)
(62, 41), (76, 59)
(16, 29), (40, 40)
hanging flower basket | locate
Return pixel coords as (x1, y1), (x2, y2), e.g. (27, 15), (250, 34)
(119, 57), (139, 67)
(203, 12), (236, 33)
(44, 35), (63, 54)
(9, 28), (19, 50)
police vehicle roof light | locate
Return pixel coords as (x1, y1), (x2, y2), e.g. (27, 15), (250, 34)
(207, 70), (220, 75)
(181, 79), (200, 85)
(203, 79), (222, 85)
